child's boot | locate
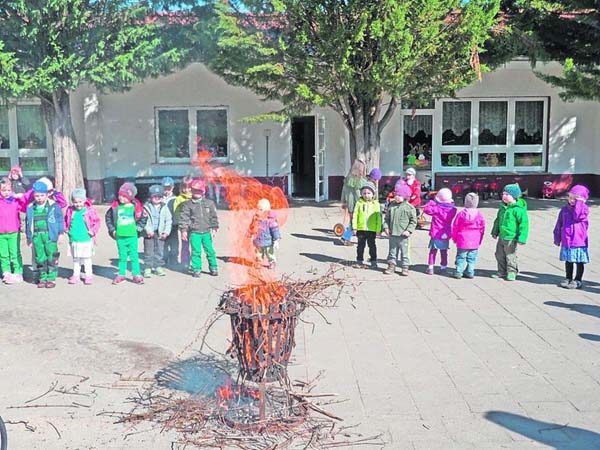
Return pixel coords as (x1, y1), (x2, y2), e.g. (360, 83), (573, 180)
(143, 268), (153, 278)
(401, 266), (410, 276)
(132, 275), (145, 284)
(84, 276), (93, 285)
(154, 267), (166, 277)
(383, 263), (396, 274)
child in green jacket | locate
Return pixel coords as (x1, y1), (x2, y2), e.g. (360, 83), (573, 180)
(352, 182), (381, 269)
(491, 183), (529, 281)
(383, 183), (417, 276)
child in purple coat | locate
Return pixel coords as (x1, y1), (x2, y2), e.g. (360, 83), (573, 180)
(451, 193), (486, 279)
(553, 184), (590, 289)
(424, 188), (457, 275)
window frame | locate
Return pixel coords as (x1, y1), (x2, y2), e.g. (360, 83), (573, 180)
(0, 99), (52, 176)
(155, 106), (230, 164)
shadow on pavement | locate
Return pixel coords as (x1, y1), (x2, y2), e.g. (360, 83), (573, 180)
(485, 410), (600, 450)
(544, 301), (600, 319)
(579, 333), (600, 342)
(291, 232), (342, 244)
(299, 253), (349, 264)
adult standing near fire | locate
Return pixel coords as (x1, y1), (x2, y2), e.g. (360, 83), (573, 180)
(340, 159), (367, 245)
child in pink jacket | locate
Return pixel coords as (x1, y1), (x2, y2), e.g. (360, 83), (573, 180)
(424, 188), (457, 275)
(451, 192), (486, 279)
(0, 177), (28, 283)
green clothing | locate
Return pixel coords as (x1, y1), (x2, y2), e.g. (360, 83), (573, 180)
(32, 232), (58, 281)
(384, 201), (418, 236)
(69, 208), (91, 243)
(33, 203), (49, 232)
(495, 238), (520, 276)
(116, 236), (141, 276)
(352, 198), (382, 232)
(190, 231), (217, 272)
(341, 176), (368, 214)
(116, 204), (137, 237)
(491, 198), (529, 244)
(0, 232), (22, 275)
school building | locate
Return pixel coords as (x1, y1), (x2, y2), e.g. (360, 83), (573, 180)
(1, 59), (599, 203)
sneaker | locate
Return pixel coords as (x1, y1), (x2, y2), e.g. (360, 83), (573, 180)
(383, 264), (396, 275)
(112, 275), (127, 285)
(37, 281), (46, 288)
(426, 267), (434, 275)
(370, 261), (378, 270)
(154, 267), (166, 277)
(132, 276), (144, 284)
(400, 267), (409, 276)
(439, 266), (448, 274)
(192, 271), (202, 278)
(559, 279), (571, 288)
(453, 272), (463, 279)
(463, 273), (474, 279)
(506, 273), (516, 281)
(491, 273), (505, 279)
(566, 280), (582, 290)
(352, 262), (364, 269)
(2, 273), (9, 283)
(143, 268), (153, 278)
(68, 276), (80, 285)
(210, 269), (219, 277)
(5, 273), (23, 284)
(46, 281), (56, 288)
(83, 276), (93, 285)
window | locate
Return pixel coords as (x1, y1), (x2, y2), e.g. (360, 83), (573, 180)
(515, 101), (544, 145)
(479, 101), (507, 145)
(156, 107), (228, 162)
(0, 102), (50, 174)
(403, 115), (432, 169)
(442, 102), (471, 145)
(441, 152), (470, 168)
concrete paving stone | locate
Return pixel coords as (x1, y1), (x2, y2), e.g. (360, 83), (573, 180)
(442, 415), (515, 444)
(463, 393), (525, 414)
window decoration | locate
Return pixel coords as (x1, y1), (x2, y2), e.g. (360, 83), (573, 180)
(403, 115), (432, 169)
(514, 152), (543, 167)
(478, 152), (506, 167)
(441, 152), (470, 167)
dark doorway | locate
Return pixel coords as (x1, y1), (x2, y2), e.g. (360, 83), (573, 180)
(291, 116), (315, 198)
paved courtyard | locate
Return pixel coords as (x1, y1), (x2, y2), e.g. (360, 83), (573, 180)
(1, 197), (599, 449)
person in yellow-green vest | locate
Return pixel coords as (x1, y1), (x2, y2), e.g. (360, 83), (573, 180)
(352, 182), (381, 269)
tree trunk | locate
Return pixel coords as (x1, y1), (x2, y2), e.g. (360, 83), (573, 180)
(40, 89), (84, 202)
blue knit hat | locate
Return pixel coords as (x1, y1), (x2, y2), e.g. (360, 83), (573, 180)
(503, 183), (522, 199)
(148, 184), (164, 197)
(161, 176), (174, 187)
(32, 181), (48, 194)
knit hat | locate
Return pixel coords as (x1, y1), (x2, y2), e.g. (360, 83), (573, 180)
(190, 178), (206, 193)
(360, 182), (376, 195)
(118, 182), (137, 201)
(258, 198), (271, 211)
(436, 187), (453, 203)
(503, 183), (522, 199)
(32, 181), (48, 194)
(161, 176), (174, 187)
(569, 184), (589, 201)
(148, 184), (164, 197)
(394, 183), (411, 199)
(71, 188), (87, 201)
(405, 167), (416, 177)
(368, 168), (382, 181)
(37, 176), (53, 191)
(464, 192), (479, 209)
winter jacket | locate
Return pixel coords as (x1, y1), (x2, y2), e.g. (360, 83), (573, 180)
(424, 199), (457, 240)
(178, 198), (219, 234)
(64, 200), (102, 244)
(352, 198), (382, 232)
(23, 189), (67, 208)
(105, 199), (146, 238)
(383, 201), (417, 236)
(492, 198), (529, 244)
(451, 208), (486, 250)
(0, 195), (27, 233)
(553, 200), (589, 248)
(173, 193), (192, 225)
(25, 200), (65, 242)
(142, 200), (173, 237)
(11, 177), (29, 194)
(251, 212), (281, 247)
(341, 176), (368, 214)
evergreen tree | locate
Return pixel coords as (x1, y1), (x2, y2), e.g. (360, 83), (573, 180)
(0, 1), (182, 198)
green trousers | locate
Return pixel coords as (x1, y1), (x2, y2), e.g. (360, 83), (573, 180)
(190, 232), (217, 272)
(32, 232), (58, 281)
(116, 236), (141, 276)
(495, 238), (519, 276)
(0, 232), (23, 275)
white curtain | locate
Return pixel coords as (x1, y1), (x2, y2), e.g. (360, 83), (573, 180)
(479, 101), (507, 135)
(17, 105), (46, 148)
(403, 115), (432, 137)
(515, 101), (543, 135)
(443, 102), (471, 135)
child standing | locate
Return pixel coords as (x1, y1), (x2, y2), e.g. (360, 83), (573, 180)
(25, 181), (65, 288)
(352, 182), (381, 269)
(142, 184), (172, 278)
(451, 192), (486, 279)
(0, 177), (27, 284)
(382, 183), (417, 276)
(105, 182), (146, 285)
(250, 198), (281, 269)
(178, 178), (219, 277)
(340, 159), (367, 245)
(64, 188), (101, 285)
(8, 165), (29, 194)
(403, 168), (422, 209)
(424, 188), (457, 275)
(174, 176), (193, 267)
(491, 183), (529, 281)
(553, 184), (589, 289)
(161, 177), (178, 267)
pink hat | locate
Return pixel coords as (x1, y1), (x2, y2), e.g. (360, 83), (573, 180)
(569, 184), (589, 200)
(190, 178), (206, 193)
(118, 182), (137, 201)
(9, 165), (22, 177)
(436, 188), (453, 203)
(394, 183), (411, 199)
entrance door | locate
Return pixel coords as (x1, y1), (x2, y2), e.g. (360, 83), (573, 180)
(315, 114), (326, 202)
(290, 116), (315, 198)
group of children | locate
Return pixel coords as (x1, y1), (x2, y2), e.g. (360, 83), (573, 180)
(0, 168), (282, 287)
(348, 174), (590, 289)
